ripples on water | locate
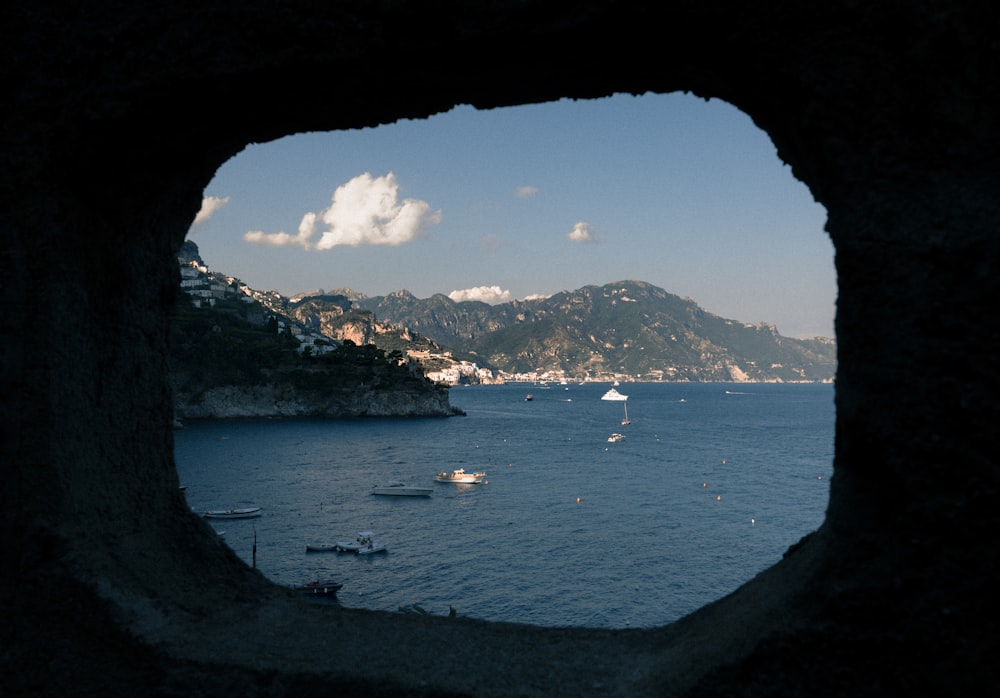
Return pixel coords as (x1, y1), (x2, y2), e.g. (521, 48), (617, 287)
(175, 382), (834, 629)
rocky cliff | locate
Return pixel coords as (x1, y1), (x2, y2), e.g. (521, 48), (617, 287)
(173, 382), (463, 419)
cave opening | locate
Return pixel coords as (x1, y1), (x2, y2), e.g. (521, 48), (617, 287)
(174, 92), (837, 628)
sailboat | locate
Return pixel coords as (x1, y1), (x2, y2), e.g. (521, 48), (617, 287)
(600, 387), (631, 424)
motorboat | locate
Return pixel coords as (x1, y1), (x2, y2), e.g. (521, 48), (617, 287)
(601, 388), (628, 401)
(291, 580), (343, 597)
(335, 531), (387, 554)
(203, 506), (262, 519)
(372, 482), (433, 497)
(334, 531), (376, 553)
(357, 538), (387, 555)
(434, 468), (486, 484)
(607, 433), (625, 443)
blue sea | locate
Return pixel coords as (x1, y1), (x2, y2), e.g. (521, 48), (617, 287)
(175, 382), (834, 629)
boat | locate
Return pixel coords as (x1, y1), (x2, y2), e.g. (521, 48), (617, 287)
(372, 482), (433, 497)
(305, 543), (339, 553)
(203, 506), (262, 519)
(292, 580), (343, 597)
(601, 388), (628, 401)
(607, 433), (625, 443)
(434, 468), (486, 484)
(334, 531), (387, 554)
(356, 537), (387, 555)
(525, 393), (533, 401)
(334, 531), (377, 552)
(621, 401), (631, 425)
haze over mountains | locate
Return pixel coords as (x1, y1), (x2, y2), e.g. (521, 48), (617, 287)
(178, 241), (836, 383)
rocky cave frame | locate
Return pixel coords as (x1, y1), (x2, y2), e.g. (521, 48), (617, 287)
(3, 2), (998, 696)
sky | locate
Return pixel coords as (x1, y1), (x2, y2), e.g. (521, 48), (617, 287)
(187, 92), (836, 339)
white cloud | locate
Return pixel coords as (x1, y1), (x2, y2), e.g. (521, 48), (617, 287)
(515, 185), (538, 199)
(243, 172), (441, 250)
(243, 212), (317, 248)
(449, 285), (513, 304)
(193, 195), (230, 225)
(567, 220), (597, 243)
(522, 293), (550, 301)
(316, 172), (441, 249)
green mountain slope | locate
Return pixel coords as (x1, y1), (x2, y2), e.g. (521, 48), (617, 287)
(355, 280), (836, 382)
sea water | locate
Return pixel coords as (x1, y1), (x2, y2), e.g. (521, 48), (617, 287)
(175, 382), (834, 629)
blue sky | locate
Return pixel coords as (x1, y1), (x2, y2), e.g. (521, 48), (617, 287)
(187, 92), (836, 339)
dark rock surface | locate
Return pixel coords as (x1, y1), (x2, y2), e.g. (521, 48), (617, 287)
(2, 1), (998, 695)
(173, 382), (462, 419)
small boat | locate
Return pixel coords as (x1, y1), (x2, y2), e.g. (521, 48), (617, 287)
(607, 433), (625, 443)
(334, 531), (376, 552)
(601, 388), (628, 401)
(335, 531), (387, 554)
(203, 506), (262, 519)
(305, 543), (339, 553)
(434, 468), (486, 484)
(524, 393), (533, 401)
(372, 482), (433, 497)
(621, 401), (631, 425)
(292, 580), (343, 597)
(357, 538), (387, 555)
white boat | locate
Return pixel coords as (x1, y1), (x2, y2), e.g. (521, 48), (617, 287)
(356, 538), (387, 555)
(305, 543), (339, 553)
(434, 468), (486, 484)
(334, 531), (376, 552)
(337, 531), (387, 555)
(621, 401), (631, 425)
(607, 433), (625, 443)
(372, 482), (433, 497)
(601, 388), (628, 401)
(203, 506), (262, 519)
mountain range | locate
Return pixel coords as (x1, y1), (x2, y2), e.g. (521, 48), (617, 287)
(177, 241), (835, 384)
(350, 282), (836, 383)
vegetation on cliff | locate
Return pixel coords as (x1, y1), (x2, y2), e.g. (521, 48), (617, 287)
(169, 291), (455, 416)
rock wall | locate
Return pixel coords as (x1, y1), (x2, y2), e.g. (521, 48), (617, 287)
(174, 384), (462, 419)
(2, 2), (998, 696)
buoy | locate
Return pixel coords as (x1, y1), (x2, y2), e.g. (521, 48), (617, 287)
(722, 459), (727, 465)
(576, 497), (581, 504)
(703, 482), (707, 488)
(751, 518), (755, 526)
(717, 495), (722, 501)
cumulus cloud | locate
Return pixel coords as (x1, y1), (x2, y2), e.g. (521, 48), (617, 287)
(567, 220), (597, 243)
(193, 195), (230, 225)
(243, 172), (441, 250)
(244, 212), (317, 248)
(515, 185), (538, 199)
(449, 285), (513, 304)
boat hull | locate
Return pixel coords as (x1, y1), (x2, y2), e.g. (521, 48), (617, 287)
(292, 581), (342, 596)
(356, 545), (387, 555)
(305, 544), (338, 553)
(372, 486), (432, 496)
(434, 469), (486, 484)
(203, 507), (262, 519)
